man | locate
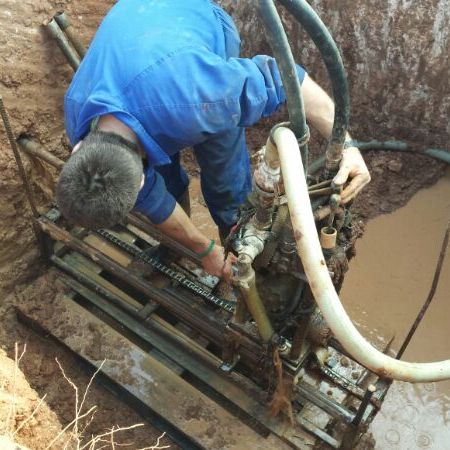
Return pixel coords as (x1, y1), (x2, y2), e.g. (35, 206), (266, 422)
(57, 0), (370, 281)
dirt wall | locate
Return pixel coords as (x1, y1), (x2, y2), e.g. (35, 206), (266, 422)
(221, 0), (450, 146)
(0, 0), (114, 290)
(0, 0), (448, 290)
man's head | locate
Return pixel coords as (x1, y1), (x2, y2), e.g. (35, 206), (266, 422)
(56, 131), (143, 229)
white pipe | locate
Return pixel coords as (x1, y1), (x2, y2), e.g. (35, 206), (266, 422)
(272, 126), (450, 382)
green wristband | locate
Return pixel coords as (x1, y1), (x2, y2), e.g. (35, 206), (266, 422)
(196, 239), (215, 258)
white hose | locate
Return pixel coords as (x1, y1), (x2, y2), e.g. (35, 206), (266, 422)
(272, 126), (450, 382)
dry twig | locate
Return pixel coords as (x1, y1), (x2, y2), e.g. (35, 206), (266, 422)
(1, 347), (170, 450)
(4, 343), (27, 436)
(47, 358), (169, 450)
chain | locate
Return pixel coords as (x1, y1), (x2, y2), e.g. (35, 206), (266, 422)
(97, 229), (235, 313)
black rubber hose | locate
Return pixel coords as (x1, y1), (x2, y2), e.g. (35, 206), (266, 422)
(278, 0), (350, 173)
(308, 140), (450, 174)
(257, 0), (309, 167)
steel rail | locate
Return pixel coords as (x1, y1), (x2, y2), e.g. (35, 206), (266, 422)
(396, 211), (450, 359)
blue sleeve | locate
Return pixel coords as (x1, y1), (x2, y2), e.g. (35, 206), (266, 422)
(64, 97), (83, 146)
(128, 49), (306, 141)
(134, 166), (176, 224)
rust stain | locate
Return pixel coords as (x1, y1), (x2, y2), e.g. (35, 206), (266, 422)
(293, 229), (303, 240)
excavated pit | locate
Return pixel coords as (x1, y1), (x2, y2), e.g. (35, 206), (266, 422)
(0, 0), (448, 448)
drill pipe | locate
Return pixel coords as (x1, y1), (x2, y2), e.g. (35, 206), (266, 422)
(0, 96), (47, 254)
(235, 254), (274, 343)
(54, 11), (87, 58)
(45, 18), (80, 71)
(18, 137), (65, 169)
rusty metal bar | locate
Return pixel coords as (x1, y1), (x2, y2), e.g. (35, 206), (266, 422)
(396, 211), (450, 359)
(54, 11), (87, 59)
(308, 187), (334, 197)
(127, 213), (203, 264)
(295, 381), (355, 424)
(0, 96), (48, 255)
(297, 417), (339, 449)
(52, 255), (138, 315)
(297, 383), (355, 423)
(0, 97), (39, 218)
(352, 384), (376, 426)
(18, 137), (65, 169)
(316, 364), (381, 409)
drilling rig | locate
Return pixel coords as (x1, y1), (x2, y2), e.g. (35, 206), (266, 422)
(7, 2), (450, 449)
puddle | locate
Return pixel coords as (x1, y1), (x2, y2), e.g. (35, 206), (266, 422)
(341, 170), (450, 449)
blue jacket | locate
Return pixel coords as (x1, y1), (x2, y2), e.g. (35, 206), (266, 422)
(65, 0), (306, 224)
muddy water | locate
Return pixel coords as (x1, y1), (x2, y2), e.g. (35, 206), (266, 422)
(341, 170), (450, 449)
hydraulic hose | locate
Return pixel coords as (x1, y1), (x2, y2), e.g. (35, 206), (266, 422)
(257, 0), (309, 167)
(354, 140), (450, 164)
(277, 0), (350, 173)
(308, 140), (450, 174)
(270, 126), (450, 382)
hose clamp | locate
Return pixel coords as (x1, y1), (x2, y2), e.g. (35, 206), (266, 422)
(297, 125), (311, 148)
(269, 122), (311, 148)
(269, 121), (291, 146)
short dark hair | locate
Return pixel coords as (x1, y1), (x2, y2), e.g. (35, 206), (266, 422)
(56, 131), (143, 229)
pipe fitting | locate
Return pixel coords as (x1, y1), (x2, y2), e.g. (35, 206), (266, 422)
(320, 227), (337, 250)
(236, 222), (268, 262)
(253, 144), (281, 194)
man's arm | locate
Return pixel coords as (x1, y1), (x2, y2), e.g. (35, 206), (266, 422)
(155, 203), (235, 281)
(301, 74), (371, 203)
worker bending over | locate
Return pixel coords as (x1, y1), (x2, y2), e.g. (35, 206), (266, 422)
(57, 0), (370, 281)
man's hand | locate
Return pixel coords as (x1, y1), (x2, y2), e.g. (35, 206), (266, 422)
(202, 245), (237, 283)
(302, 75), (371, 202)
(333, 146), (371, 204)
